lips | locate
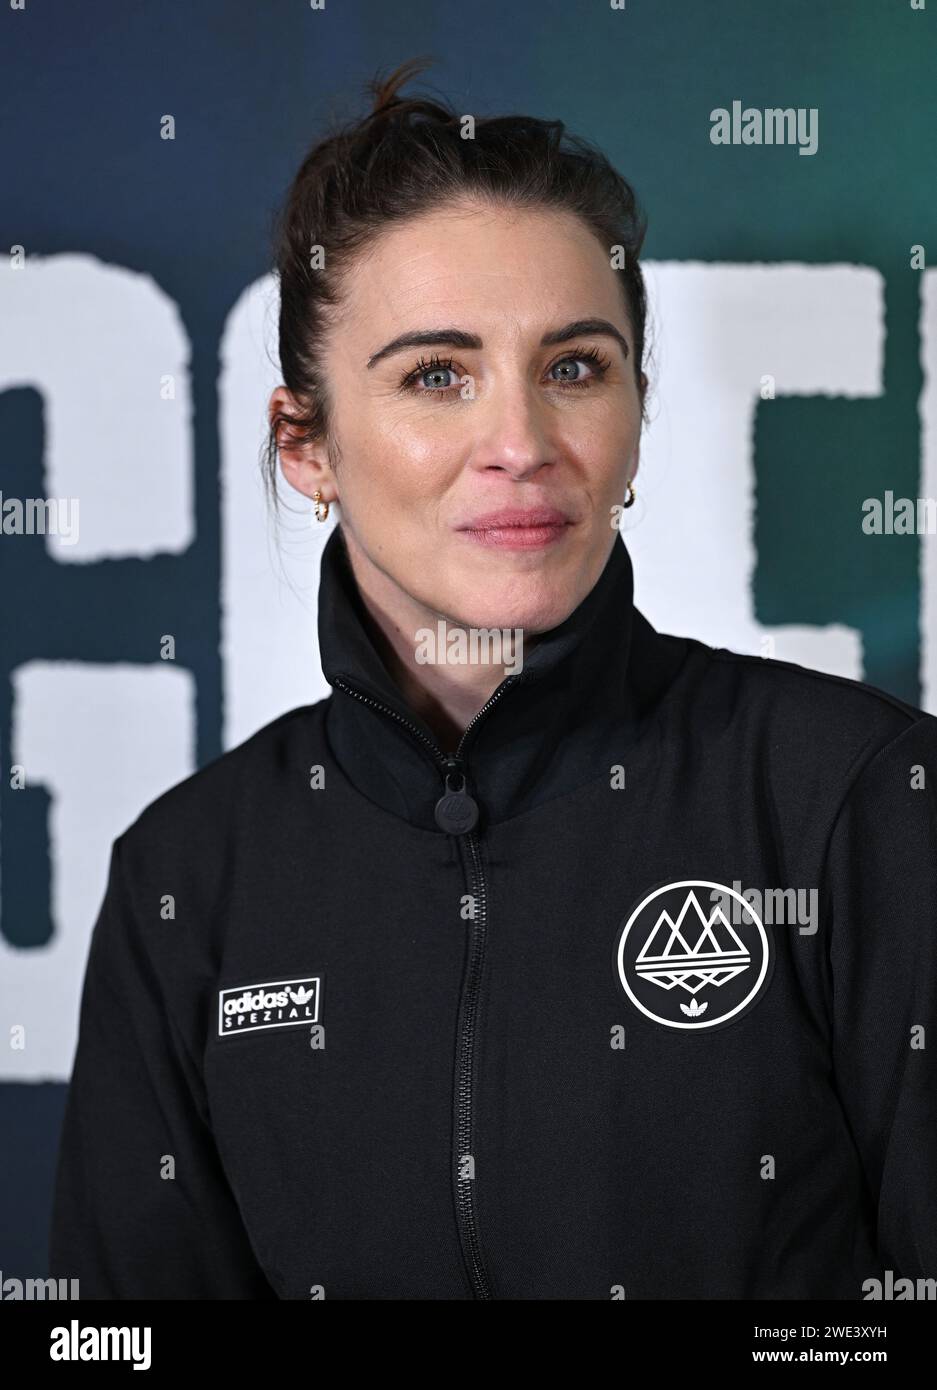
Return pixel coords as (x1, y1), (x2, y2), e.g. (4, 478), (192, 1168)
(455, 507), (573, 550)
(457, 507), (572, 531)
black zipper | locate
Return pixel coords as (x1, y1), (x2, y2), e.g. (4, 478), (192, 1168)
(330, 673), (520, 1300)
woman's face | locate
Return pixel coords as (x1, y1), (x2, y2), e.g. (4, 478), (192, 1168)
(276, 200), (644, 634)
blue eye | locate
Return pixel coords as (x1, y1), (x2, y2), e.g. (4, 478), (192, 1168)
(550, 357), (591, 383)
(399, 354), (458, 393)
(548, 346), (613, 387)
(420, 360), (457, 390)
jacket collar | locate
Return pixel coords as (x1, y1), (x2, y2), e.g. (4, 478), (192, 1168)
(317, 524), (686, 832)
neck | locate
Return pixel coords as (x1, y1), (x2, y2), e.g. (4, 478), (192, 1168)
(318, 522), (690, 831)
(340, 526), (540, 750)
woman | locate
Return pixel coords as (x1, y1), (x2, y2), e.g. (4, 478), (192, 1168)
(50, 59), (937, 1300)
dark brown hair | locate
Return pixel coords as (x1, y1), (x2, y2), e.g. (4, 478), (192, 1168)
(262, 55), (651, 509)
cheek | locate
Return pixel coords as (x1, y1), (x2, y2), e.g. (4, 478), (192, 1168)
(559, 411), (637, 478)
(558, 384), (639, 444)
(338, 415), (458, 526)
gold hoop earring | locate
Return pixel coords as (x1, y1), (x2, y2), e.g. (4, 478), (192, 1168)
(623, 479), (637, 509)
(313, 490), (330, 523)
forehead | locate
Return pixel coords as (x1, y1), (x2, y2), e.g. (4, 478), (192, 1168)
(340, 202), (623, 337)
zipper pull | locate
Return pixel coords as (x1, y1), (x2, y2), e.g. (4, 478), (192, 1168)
(434, 755), (480, 835)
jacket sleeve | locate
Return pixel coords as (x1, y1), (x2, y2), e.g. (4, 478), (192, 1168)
(824, 716), (937, 1282)
(48, 833), (277, 1299)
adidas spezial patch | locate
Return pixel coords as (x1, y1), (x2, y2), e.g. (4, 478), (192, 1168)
(615, 881), (774, 1031)
(218, 975), (322, 1038)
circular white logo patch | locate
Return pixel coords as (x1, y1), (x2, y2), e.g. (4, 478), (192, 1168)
(615, 880), (774, 1031)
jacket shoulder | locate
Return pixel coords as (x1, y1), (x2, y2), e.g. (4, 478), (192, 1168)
(682, 635), (936, 784)
(116, 699), (330, 862)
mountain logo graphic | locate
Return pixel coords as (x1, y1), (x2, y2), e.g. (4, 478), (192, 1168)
(615, 881), (773, 1032)
(635, 891), (751, 994)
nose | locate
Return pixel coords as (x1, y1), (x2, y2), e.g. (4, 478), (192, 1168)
(467, 377), (557, 479)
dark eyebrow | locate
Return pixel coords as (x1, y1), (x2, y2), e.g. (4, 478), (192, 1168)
(365, 317), (630, 369)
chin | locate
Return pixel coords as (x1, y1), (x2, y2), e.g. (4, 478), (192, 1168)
(449, 576), (579, 636)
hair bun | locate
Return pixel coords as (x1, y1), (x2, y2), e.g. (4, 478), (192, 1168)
(366, 55), (435, 118)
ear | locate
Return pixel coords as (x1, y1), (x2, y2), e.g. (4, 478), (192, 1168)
(631, 371), (648, 480)
(268, 385), (334, 502)
(629, 435), (641, 484)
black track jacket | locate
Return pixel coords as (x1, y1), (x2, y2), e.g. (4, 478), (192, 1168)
(49, 527), (937, 1299)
